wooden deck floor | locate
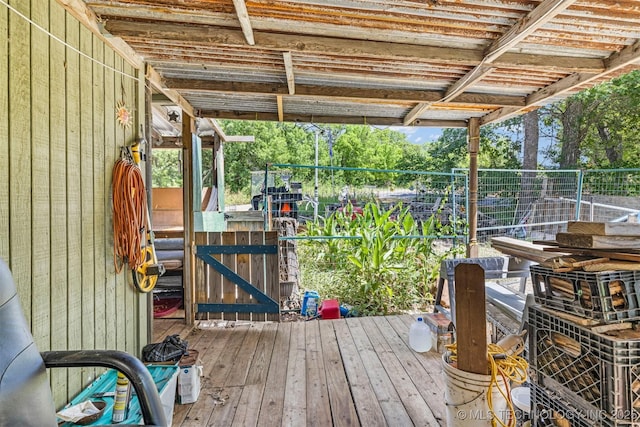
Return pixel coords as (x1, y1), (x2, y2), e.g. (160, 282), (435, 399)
(154, 315), (447, 426)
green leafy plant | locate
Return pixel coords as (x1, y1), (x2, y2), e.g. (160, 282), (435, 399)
(300, 202), (462, 315)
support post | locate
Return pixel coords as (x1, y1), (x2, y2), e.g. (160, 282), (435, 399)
(183, 112), (196, 325)
(467, 118), (480, 258)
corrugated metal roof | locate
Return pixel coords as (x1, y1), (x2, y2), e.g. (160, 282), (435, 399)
(65, 0), (640, 127)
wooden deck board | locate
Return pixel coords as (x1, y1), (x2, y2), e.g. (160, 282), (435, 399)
(318, 320), (359, 427)
(165, 315), (447, 426)
(231, 322), (278, 426)
(282, 322), (307, 426)
(256, 322), (291, 427)
(346, 317), (413, 426)
(333, 320), (386, 427)
(305, 320), (332, 427)
(375, 316), (446, 425)
(364, 317), (441, 426)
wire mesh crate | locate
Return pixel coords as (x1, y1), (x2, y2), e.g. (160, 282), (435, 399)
(530, 383), (640, 427)
(529, 305), (640, 423)
(531, 265), (640, 323)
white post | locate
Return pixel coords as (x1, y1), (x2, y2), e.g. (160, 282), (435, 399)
(314, 130), (319, 220)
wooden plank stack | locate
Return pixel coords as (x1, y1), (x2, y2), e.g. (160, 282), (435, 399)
(540, 221), (640, 272)
(490, 236), (561, 264)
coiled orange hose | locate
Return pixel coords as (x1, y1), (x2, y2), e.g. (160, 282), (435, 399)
(112, 158), (148, 273)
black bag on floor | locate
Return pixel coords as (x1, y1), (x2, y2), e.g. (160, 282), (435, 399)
(142, 334), (188, 363)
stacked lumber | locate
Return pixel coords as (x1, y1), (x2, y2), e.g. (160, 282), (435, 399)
(541, 221), (640, 272)
(490, 236), (561, 264)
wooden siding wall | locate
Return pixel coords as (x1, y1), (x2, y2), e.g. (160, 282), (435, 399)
(0, 0), (148, 408)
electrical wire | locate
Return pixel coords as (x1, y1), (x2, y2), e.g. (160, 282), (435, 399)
(445, 342), (529, 427)
(112, 156), (148, 273)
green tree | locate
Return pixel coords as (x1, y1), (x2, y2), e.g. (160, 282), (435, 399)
(332, 126), (413, 185)
(541, 70), (640, 169)
(220, 120), (325, 192)
(151, 149), (182, 187)
(425, 125), (521, 172)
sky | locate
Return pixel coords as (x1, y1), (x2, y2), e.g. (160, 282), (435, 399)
(375, 126), (443, 145)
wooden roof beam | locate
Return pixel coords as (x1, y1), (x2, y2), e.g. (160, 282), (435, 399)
(232, 0), (255, 46)
(283, 52), (295, 95)
(102, 21), (605, 73)
(483, 0), (578, 64)
(146, 65), (196, 118)
(162, 78), (526, 108)
(203, 118), (254, 142)
(277, 95), (284, 122)
(482, 37), (640, 125)
(403, 0), (578, 125)
(198, 110), (467, 128)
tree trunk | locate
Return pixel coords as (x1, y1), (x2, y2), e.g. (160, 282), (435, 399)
(515, 110), (539, 234)
(560, 98), (583, 168)
(597, 124), (622, 164)
(522, 110), (539, 170)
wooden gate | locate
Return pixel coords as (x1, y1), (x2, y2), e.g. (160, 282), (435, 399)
(194, 231), (280, 321)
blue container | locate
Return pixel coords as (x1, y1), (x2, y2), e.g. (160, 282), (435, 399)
(58, 365), (178, 426)
(301, 290), (320, 316)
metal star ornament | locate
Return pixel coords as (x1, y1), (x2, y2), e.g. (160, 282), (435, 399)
(168, 110), (180, 122)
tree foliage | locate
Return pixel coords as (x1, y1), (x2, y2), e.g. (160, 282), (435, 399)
(541, 70), (640, 169)
(424, 124), (522, 172)
(219, 121), (432, 191)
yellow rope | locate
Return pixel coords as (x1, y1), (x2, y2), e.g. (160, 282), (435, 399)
(445, 342), (528, 427)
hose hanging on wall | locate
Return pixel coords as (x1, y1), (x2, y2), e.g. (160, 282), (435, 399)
(112, 148), (147, 273)
(112, 147), (163, 292)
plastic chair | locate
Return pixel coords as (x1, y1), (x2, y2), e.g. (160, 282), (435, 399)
(0, 259), (167, 426)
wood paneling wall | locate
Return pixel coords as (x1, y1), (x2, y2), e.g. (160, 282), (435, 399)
(0, 0), (149, 407)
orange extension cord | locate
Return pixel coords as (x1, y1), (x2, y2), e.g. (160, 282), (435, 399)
(112, 157), (148, 273)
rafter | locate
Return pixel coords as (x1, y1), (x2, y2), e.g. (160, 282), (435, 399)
(483, 0), (578, 64)
(55, 0), (143, 68)
(232, 0), (255, 46)
(162, 78), (526, 107)
(482, 37), (640, 125)
(102, 20), (604, 73)
(146, 65), (196, 118)
(402, 0), (578, 125)
(282, 52), (295, 95)
(403, 103), (433, 126)
(198, 109), (467, 128)
(277, 95), (284, 122)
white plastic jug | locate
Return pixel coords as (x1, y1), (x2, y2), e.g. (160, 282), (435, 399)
(409, 317), (432, 352)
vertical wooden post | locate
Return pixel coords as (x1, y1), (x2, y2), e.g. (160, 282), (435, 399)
(455, 263), (488, 375)
(467, 118), (479, 258)
(140, 69), (152, 347)
(183, 111), (195, 325)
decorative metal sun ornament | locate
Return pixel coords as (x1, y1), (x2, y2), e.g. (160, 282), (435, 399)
(116, 101), (132, 128)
